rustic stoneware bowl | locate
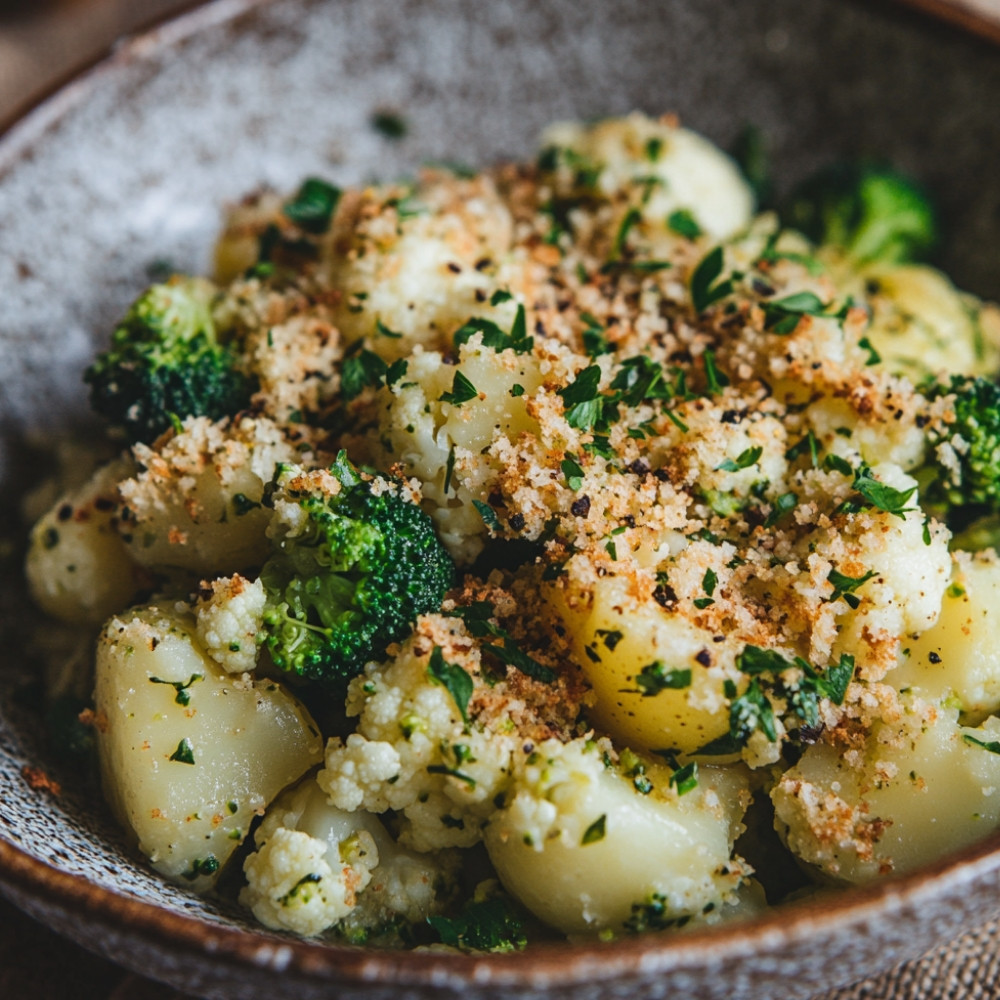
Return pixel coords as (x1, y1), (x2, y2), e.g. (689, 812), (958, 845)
(3, 1), (1000, 997)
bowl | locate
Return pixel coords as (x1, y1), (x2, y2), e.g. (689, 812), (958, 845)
(3, 1), (1000, 997)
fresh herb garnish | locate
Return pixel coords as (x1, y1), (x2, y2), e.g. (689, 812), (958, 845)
(427, 895), (527, 953)
(149, 673), (203, 707)
(667, 209), (703, 240)
(716, 446), (762, 472)
(341, 346), (388, 400)
(582, 814), (607, 845)
(169, 737), (196, 765)
(561, 454), (585, 491)
(440, 371), (480, 406)
(634, 662), (692, 696)
(283, 177), (341, 234)
(428, 646), (474, 725)
(827, 567), (877, 608)
(690, 246), (734, 313)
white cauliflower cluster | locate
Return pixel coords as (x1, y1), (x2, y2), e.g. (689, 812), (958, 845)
(241, 777), (458, 938)
(193, 573), (266, 674)
(320, 618), (521, 851)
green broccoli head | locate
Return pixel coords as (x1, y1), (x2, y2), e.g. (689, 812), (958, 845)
(261, 454), (454, 684)
(782, 163), (937, 267)
(84, 276), (255, 443)
(921, 375), (1000, 529)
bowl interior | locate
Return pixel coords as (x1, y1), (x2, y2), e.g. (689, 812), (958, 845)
(3, 1), (1000, 998)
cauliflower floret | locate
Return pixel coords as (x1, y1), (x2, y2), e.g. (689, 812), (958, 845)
(483, 737), (752, 935)
(241, 777), (458, 938)
(361, 338), (547, 564)
(319, 619), (521, 851)
(327, 172), (515, 358)
(828, 464), (951, 676)
(242, 827), (357, 937)
(193, 574), (266, 673)
(117, 413), (315, 575)
(26, 456), (146, 625)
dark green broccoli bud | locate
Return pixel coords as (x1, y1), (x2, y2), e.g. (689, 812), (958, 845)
(261, 454), (453, 684)
(782, 163), (936, 267)
(84, 277), (255, 443)
(921, 375), (1000, 534)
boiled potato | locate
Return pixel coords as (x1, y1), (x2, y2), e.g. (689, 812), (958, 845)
(772, 699), (1000, 883)
(483, 738), (750, 935)
(545, 563), (737, 754)
(858, 263), (1000, 380)
(95, 602), (323, 888)
(888, 554), (1000, 721)
(26, 457), (145, 626)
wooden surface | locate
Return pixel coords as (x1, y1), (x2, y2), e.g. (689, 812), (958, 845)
(4, 0), (1000, 997)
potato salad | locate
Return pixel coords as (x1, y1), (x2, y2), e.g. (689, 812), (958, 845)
(24, 112), (1000, 948)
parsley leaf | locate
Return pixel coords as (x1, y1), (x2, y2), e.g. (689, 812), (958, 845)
(169, 738), (196, 765)
(558, 365), (606, 429)
(635, 662), (692, 696)
(341, 347), (388, 400)
(840, 464), (917, 519)
(283, 177), (341, 234)
(428, 646), (474, 725)
(561, 454), (585, 490)
(582, 814), (607, 845)
(690, 246), (734, 313)
(667, 209), (703, 240)
(762, 291), (830, 334)
(715, 445), (762, 472)
(428, 895), (527, 953)
(827, 568), (877, 609)
(440, 371), (480, 406)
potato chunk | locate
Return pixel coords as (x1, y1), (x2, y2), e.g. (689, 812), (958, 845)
(772, 699), (1000, 883)
(483, 738), (750, 935)
(888, 554), (1000, 722)
(95, 602), (323, 888)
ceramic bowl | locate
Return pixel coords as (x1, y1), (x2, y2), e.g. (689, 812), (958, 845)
(3, 1), (1000, 997)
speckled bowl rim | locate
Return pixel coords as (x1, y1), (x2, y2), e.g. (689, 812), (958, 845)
(4, 802), (1000, 988)
(3, 0), (1000, 992)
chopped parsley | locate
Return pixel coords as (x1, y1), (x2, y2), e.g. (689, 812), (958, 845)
(716, 445), (762, 472)
(341, 346), (388, 400)
(439, 371), (480, 406)
(827, 567), (877, 608)
(428, 895), (527, 952)
(581, 814), (607, 845)
(282, 177), (341, 234)
(169, 738), (196, 765)
(149, 673), (203, 707)
(371, 110), (407, 139)
(667, 208), (703, 240)
(427, 646), (474, 725)
(690, 246), (734, 313)
(634, 662), (692, 696)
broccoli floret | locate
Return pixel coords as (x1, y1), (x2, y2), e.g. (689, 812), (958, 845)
(84, 276), (255, 443)
(782, 163), (937, 266)
(261, 455), (453, 684)
(921, 375), (1000, 533)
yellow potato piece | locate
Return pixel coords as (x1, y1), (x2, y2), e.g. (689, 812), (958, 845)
(95, 602), (323, 888)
